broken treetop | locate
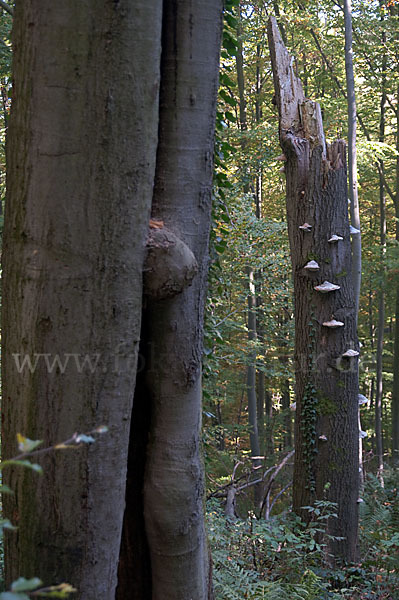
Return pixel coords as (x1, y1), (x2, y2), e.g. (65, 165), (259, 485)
(267, 16), (326, 155)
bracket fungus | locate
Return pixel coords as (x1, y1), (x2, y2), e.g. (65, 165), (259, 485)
(322, 319), (344, 328)
(314, 281), (340, 293)
(318, 435), (328, 442)
(299, 222), (312, 232)
(328, 234), (343, 243)
(350, 226), (360, 235)
(359, 430), (367, 439)
(303, 260), (320, 272)
(358, 394), (368, 405)
(342, 349), (359, 358)
(357, 498), (364, 504)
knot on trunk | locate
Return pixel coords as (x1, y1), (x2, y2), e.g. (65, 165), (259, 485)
(144, 225), (198, 300)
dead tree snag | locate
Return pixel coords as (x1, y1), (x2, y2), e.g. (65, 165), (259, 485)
(268, 16), (359, 563)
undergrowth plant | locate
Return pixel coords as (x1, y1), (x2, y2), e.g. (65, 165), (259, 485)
(0, 427), (107, 599)
(207, 499), (342, 599)
(207, 468), (399, 600)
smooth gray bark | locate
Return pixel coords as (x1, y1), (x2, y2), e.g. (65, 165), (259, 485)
(344, 0), (361, 321)
(268, 16), (359, 562)
(139, 2), (223, 598)
(247, 267), (262, 468)
(375, 45), (387, 480)
(2, 1), (162, 596)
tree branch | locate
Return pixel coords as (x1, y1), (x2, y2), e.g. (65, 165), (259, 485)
(300, 10), (396, 203)
(0, 1), (13, 16)
(259, 449), (294, 518)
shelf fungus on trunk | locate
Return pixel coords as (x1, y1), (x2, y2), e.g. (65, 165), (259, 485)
(322, 319), (344, 328)
(341, 349), (359, 358)
(314, 281), (340, 293)
(328, 234), (344, 243)
(144, 224), (198, 300)
(299, 222), (312, 232)
(303, 260), (320, 272)
(358, 394), (369, 405)
(350, 226), (360, 235)
(318, 435), (328, 442)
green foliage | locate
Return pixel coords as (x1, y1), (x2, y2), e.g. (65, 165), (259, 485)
(0, 582), (77, 599)
(207, 500), (343, 599)
(208, 471), (399, 599)
(359, 469), (399, 581)
(0, 429), (108, 596)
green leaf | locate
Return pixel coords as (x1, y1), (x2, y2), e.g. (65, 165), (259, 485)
(0, 518), (17, 531)
(16, 433), (42, 453)
(0, 460), (43, 474)
(0, 484), (14, 494)
(11, 578), (42, 592)
(224, 111), (236, 123)
(219, 72), (236, 88)
(0, 593), (30, 600)
(30, 583), (77, 598)
(219, 89), (236, 108)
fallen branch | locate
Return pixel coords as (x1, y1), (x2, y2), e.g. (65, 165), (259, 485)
(259, 449), (294, 519)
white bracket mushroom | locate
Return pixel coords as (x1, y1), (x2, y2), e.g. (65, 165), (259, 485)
(322, 319), (344, 328)
(358, 394), (368, 405)
(342, 349), (359, 358)
(299, 222), (312, 232)
(314, 281), (340, 293)
(350, 226), (360, 234)
(303, 260), (320, 271)
(328, 234), (343, 243)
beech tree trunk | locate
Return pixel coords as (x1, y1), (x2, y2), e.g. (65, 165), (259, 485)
(344, 0), (361, 321)
(392, 89), (399, 464)
(3, 1), (223, 598)
(118, 2), (223, 599)
(375, 45), (387, 480)
(268, 17), (359, 562)
(2, 1), (162, 595)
